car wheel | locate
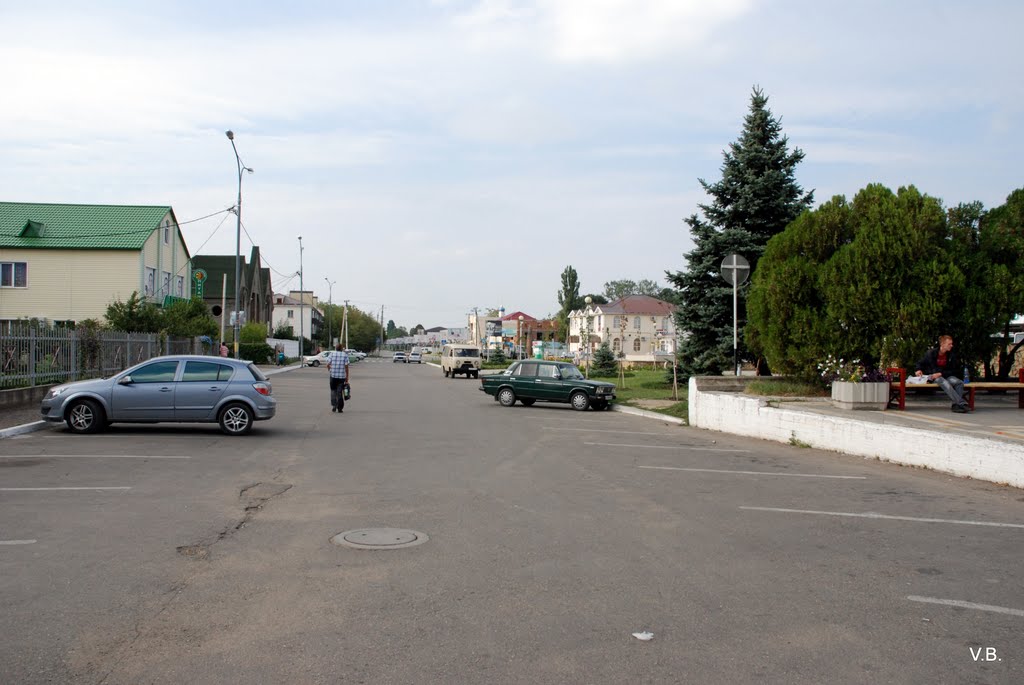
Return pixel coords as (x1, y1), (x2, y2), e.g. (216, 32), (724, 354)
(472, 372), (479, 379)
(66, 398), (105, 434)
(570, 391), (590, 411)
(591, 399), (608, 411)
(519, 398), (536, 407)
(497, 387), (516, 407)
(443, 368), (449, 377)
(219, 402), (254, 436)
(312, 360), (320, 367)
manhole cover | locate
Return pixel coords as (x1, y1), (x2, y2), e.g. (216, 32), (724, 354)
(331, 528), (428, 550)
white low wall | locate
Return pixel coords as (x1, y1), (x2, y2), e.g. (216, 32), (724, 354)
(688, 378), (1024, 489)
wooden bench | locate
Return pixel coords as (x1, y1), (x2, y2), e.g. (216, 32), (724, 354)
(887, 368), (1024, 410)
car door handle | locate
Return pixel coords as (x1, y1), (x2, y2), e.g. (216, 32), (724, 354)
(208, 387), (222, 392)
(159, 387), (172, 392)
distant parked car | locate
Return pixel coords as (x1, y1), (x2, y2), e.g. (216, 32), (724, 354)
(479, 359), (615, 411)
(407, 351), (422, 364)
(39, 355), (276, 435)
(344, 349), (367, 360)
(392, 352), (407, 363)
(303, 351), (331, 367)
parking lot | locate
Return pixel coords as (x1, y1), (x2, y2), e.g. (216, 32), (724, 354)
(1, 359), (1021, 683)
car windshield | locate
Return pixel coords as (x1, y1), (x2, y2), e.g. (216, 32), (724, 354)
(455, 349), (479, 358)
(557, 364), (585, 380)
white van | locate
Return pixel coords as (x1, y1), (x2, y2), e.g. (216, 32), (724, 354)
(441, 344), (481, 379)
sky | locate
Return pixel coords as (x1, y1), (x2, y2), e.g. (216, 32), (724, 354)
(2, 0), (1021, 330)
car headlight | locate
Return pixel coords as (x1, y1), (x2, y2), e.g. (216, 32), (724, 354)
(46, 387), (69, 400)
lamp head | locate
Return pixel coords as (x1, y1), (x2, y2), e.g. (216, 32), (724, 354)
(585, 296), (592, 305)
(226, 130), (234, 140)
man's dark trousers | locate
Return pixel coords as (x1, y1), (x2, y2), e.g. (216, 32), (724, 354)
(330, 377), (346, 412)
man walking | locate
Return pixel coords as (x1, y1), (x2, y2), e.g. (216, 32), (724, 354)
(915, 335), (969, 413)
(326, 343), (350, 413)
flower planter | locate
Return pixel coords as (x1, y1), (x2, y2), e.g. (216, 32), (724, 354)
(831, 381), (889, 410)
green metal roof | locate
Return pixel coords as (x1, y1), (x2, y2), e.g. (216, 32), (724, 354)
(0, 202), (174, 250)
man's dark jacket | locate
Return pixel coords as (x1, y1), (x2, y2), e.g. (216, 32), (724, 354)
(915, 348), (962, 378)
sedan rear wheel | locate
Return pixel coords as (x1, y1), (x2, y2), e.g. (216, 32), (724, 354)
(497, 388), (516, 407)
(570, 391), (590, 411)
(219, 402), (254, 436)
(66, 398), (105, 434)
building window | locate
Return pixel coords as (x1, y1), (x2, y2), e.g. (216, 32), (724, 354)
(633, 338), (642, 352)
(163, 221), (170, 244)
(0, 262), (28, 288)
(144, 268), (156, 296)
(162, 272), (171, 296)
(612, 316), (620, 329)
(287, 309), (294, 319)
(633, 316), (641, 330)
(176, 276), (184, 297)
(613, 338), (620, 352)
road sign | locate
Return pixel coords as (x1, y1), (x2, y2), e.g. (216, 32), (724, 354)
(720, 254), (749, 286)
(720, 254), (749, 377)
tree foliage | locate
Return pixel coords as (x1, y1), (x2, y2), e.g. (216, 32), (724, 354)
(603, 279), (663, 301)
(105, 291), (163, 333)
(591, 341), (618, 376)
(747, 184), (1024, 380)
(556, 265), (582, 342)
(666, 87), (813, 376)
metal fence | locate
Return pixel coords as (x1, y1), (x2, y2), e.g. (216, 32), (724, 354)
(0, 325), (205, 389)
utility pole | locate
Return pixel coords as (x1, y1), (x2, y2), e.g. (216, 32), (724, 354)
(324, 278), (336, 347)
(342, 299), (350, 350)
(380, 305), (385, 356)
(298, 236), (304, 356)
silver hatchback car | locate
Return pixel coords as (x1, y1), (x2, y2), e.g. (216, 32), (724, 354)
(40, 355), (277, 436)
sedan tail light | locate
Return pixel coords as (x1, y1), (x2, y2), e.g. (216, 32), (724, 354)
(253, 382), (272, 396)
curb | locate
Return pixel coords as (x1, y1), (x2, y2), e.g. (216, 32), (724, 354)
(612, 404), (686, 425)
(0, 421), (53, 439)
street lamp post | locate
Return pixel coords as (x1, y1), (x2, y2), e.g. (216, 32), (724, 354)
(225, 130), (253, 359)
(298, 236), (304, 356)
(517, 315), (524, 360)
(324, 278), (336, 347)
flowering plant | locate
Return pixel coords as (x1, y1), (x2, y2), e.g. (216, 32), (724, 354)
(817, 355), (890, 386)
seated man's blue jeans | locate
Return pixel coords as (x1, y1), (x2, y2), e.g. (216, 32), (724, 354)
(936, 375), (966, 406)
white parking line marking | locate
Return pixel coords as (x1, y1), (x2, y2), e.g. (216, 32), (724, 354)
(907, 596), (1024, 617)
(0, 454), (190, 460)
(0, 487), (131, 491)
(0, 540), (37, 545)
(740, 506), (1024, 529)
(585, 442), (751, 453)
(543, 427), (676, 436)
(639, 466), (866, 479)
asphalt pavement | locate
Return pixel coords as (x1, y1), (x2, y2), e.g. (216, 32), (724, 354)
(1, 360), (1021, 683)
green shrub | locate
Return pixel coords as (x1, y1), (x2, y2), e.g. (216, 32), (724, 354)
(239, 343), (274, 363)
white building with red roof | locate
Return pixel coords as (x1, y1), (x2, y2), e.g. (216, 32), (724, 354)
(568, 295), (677, 365)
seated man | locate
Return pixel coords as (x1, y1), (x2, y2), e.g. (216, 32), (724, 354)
(915, 335), (969, 413)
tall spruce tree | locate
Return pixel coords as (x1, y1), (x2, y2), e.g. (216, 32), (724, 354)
(666, 87), (813, 376)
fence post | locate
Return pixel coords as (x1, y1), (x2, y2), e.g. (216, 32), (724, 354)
(70, 328), (79, 382)
(29, 328), (37, 387)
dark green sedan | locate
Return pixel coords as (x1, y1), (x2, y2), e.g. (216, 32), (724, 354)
(479, 360), (616, 411)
